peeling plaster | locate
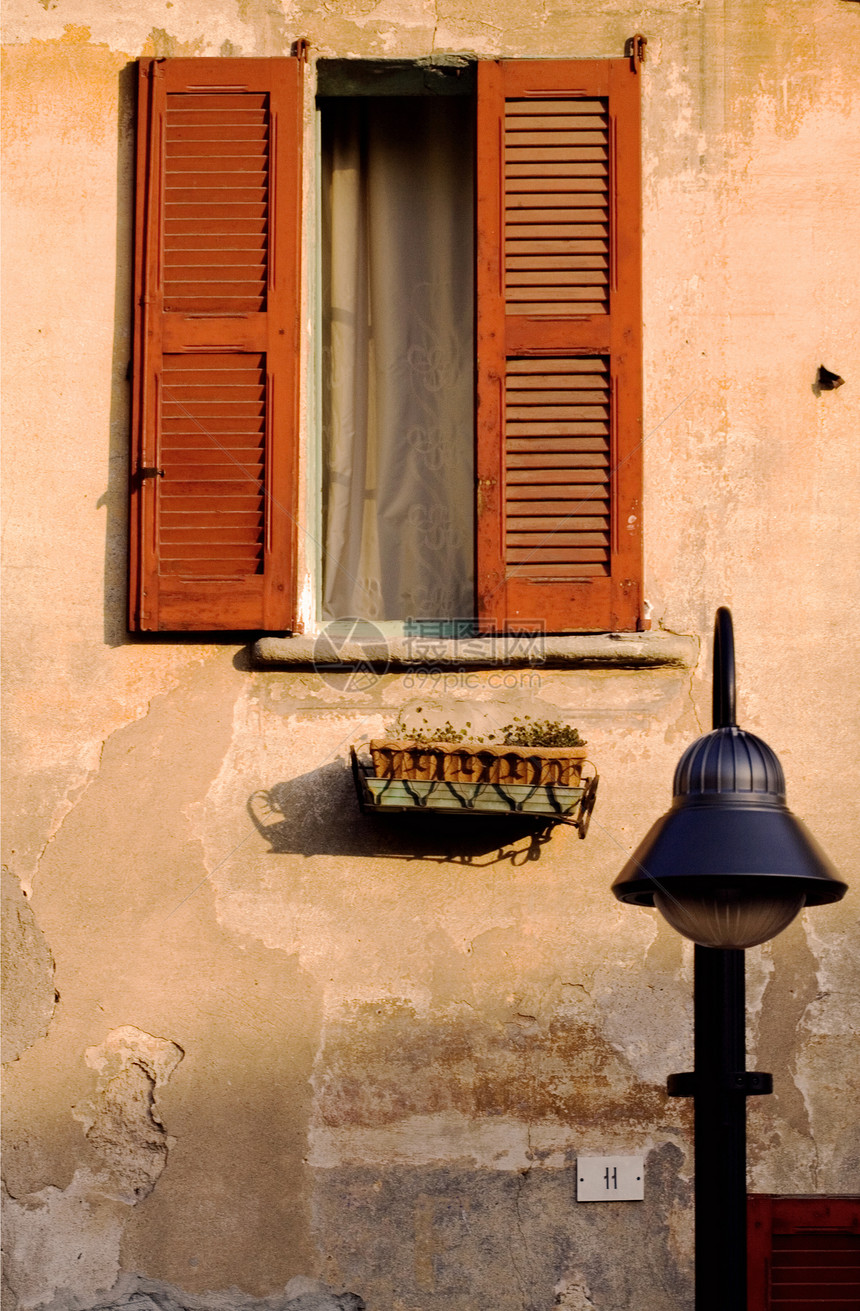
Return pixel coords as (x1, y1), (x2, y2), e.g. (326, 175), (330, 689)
(88, 1276), (365, 1311)
(2, 1028), (183, 1311)
(1, 868), (56, 1063)
(2, 1174), (126, 1311)
(552, 1273), (595, 1310)
(76, 1027), (184, 1203)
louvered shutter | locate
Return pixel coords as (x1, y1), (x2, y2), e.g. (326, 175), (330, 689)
(476, 59), (642, 632)
(748, 1195), (860, 1311)
(130, 58), (302, 631)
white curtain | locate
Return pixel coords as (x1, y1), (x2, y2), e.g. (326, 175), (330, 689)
(321, 97), (474, 622)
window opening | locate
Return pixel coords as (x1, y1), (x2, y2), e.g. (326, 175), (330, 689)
(318, 78), (476, 623)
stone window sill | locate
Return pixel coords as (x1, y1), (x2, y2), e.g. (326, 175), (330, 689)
(252, 630), (696, 670)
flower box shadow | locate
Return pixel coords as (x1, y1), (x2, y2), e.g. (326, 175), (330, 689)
(247, 761), (565, 863)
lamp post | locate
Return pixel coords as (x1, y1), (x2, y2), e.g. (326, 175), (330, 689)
(612, 608), (846, 1311)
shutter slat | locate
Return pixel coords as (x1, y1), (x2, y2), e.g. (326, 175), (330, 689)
(508, 488), (610, 504)
(161, 466), (266, 482)
(773, 1253), (860, 1267)
(508, 405), (609, 417)
(506, 549), (608, 563)
(163, 441), (266, 456)
(506, 285), (609, 301)
(505, 98), (606, 113)
(506, 241), (608, 255)
(158, 495), (265, 512)
(161, 512), (264, 528)
(506, 178), (608, 193)
(507, 207), (608, 222)
(165, 235), (268, 252)
(506, 456), (608, 472)
(508, 525), (608, 538)
(506, 116), (607, 130)
(505, 132), (608, 147)
(506, 513), (608, 529)
(508, 358), (608, 373)
(508, 387), (608, 399)
(508, 434), (609, 445)
(167, 127), (269, 142)
(507, 273), (608, 288)
(164, 248), (267, 265)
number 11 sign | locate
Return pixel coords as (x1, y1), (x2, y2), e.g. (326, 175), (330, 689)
(576, 1155), (645, 1201)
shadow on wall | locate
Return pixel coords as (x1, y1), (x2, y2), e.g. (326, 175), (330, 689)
(101, 63), (137, 648)
(247, 761), (558, 863)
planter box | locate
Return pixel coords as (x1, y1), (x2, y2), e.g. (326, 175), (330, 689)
(350, 748), (599, 836)
(369, 739), (587, 787)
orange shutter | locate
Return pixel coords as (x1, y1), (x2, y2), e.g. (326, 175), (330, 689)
(130, 58), (302, 631)
(747, 1195), (860, 1310)
(476, 59), (642, 633)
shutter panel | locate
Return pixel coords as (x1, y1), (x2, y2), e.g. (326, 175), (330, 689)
(130, 58), (302, 631)
(748, 1195), (860, 1311)
(476, 60), (642, 632)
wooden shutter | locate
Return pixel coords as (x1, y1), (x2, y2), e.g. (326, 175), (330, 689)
(130, 58), (302, 631)
(748, 1195), (860, 1310)
(476, 60), (642, 632)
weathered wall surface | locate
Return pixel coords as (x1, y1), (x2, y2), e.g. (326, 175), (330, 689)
(2, 1), (859, 1308)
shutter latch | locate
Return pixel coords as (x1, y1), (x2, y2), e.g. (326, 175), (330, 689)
(624, 34), (647, 73)
(138, 466), (164, 480)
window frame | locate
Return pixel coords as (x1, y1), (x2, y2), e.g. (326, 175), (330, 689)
(129, 54), (644, 636)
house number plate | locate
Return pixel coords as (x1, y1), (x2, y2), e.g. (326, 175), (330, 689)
(576, 1155), (645, 1201)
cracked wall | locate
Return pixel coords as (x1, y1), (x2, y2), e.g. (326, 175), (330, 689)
(2, 0), (859, 1308)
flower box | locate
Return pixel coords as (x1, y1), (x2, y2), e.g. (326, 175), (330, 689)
(350, 747), (599, 836)
(369, 739), (588, 787)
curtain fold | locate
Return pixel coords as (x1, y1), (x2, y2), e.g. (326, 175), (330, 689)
(321, 98), (474, 622)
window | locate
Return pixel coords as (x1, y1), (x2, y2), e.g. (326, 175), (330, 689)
(319, 73), (475, 624)
(129, 55), (642, 634)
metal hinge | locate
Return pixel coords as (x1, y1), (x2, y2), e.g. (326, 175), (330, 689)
(138, 467), (164, 480)
(624, 34), (647, 73)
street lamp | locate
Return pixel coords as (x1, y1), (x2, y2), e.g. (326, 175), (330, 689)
(612, 608), (847, 1311)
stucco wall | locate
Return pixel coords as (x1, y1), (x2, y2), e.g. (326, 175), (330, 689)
(2, 2), (859, 1308)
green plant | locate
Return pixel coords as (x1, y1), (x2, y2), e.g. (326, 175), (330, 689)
(499, 716), (585, 748)
(383, 712), (585, 748)
(389, 718), (472, 744)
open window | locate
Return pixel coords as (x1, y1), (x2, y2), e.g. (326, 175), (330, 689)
(129, 55), (642, 634)
(318, 61), (476, 624)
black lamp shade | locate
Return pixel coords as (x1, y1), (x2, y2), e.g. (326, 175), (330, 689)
(612, 725), (847, 946)
(612, 798), (843, 906)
